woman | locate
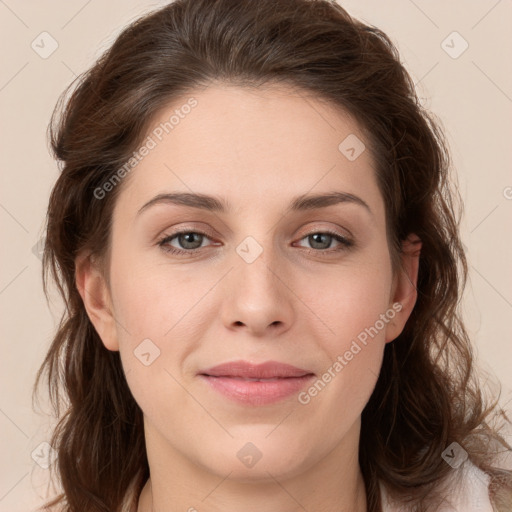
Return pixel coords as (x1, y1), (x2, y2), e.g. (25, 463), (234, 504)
(34, 0), (512, 510)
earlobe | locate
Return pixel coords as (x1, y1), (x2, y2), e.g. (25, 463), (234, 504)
(75, 253), (119, 351)
(385, 233), (422, 344)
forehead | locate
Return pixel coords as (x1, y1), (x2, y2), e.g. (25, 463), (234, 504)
(114, 83), (383, 220)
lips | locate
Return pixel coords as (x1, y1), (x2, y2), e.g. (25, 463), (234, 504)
(198, 360), (315, 406)
(199, 360), (314, 379)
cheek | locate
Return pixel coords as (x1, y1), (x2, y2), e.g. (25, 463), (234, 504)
(108, 255), (220, 408)
(293, 258), (393, 414)
(299, 259), (393, 351)
(110, 267), (195, 427)
(109, 251), (202, 341)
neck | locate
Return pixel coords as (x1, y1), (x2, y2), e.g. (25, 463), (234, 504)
(137, 418), (368, 512)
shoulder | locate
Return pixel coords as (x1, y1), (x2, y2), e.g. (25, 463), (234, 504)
(379, 460), (493, 512)
(446, 460), (494, 511)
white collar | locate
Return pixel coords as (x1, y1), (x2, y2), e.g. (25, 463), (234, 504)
(379, 460), (493, 511)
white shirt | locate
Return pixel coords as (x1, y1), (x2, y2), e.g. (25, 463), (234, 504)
(380, 460), (493, 511)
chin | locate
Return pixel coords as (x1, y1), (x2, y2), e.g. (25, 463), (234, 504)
(194, 434), (313, 482)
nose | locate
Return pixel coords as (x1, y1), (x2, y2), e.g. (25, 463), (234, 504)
(219, 244), (295, 338)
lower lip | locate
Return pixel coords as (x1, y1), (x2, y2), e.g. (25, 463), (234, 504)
(199, 374), (315, 406)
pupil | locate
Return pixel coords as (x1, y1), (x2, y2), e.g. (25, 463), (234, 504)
(311, 233), (330, 249)
(181, 232), (201, 248)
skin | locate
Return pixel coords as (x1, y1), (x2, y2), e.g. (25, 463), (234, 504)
(76, 83), (421, 512)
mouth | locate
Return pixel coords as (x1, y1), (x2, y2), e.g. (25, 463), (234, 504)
(209, 376), (297, 381)
(198, 360), (315, 406)
(199, 360), (314, 379)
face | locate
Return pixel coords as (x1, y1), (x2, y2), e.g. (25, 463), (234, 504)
(78, 84), (420, 485)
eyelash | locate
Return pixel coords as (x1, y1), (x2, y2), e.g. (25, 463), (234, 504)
(157, 228), (354, 257)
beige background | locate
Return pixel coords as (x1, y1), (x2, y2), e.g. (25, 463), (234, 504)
(1, 1), (511, 510)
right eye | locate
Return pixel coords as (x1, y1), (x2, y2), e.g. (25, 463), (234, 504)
(157, 230), (217, 255)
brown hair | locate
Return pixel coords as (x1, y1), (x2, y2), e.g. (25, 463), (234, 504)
(33, 0), (512, 510)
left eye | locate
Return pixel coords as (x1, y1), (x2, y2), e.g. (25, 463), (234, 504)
(157, 230), (353, 255)
(295, 231), (352, 251)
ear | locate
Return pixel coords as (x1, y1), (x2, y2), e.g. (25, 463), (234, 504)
(75, 253), (119, 351)
(384, 233), (422, 344)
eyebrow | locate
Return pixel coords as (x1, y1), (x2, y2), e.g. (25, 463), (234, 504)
(137, 191), (372, 217)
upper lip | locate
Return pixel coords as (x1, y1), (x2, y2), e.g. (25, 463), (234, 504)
(199, 360), (314, 379)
